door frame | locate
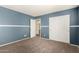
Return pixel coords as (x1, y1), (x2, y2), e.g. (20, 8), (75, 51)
(36, 18), (41, 37)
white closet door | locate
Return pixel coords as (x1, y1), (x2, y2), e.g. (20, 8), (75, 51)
(30, 19), (36, 38)
(49, 15), (70, 43)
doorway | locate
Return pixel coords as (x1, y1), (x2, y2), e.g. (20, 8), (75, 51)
(36, 19), (41, 36)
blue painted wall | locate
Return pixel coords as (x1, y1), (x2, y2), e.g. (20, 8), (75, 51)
(0, 7), (33, 45)
(70, 27), (79, 45)
(41, 16), (49, 26)
(70, 7), (79, 45)
(40, 16), (49, 38)
(41, 27), (49, 38)
(0, 7), (33, 25)
(0, 27), (30, 45)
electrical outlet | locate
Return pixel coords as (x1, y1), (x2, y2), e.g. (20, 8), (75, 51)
(43, 35), (45, 37)
(24, 35), (27, 37)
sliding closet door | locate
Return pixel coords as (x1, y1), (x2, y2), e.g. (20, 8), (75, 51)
(30, 19), (36, 38)
(49, 15), (70, 43)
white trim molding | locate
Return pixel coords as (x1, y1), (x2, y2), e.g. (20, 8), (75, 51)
(70, 44), (79, 48)
(0, 25), (30, 27)
(70, 25), (79, 27)
(41, 26), (49, 27)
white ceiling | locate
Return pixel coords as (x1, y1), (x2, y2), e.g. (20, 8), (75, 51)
(1, 5), (78, 17)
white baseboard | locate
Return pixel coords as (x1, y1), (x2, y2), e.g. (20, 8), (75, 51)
(0, 37), (30, 47)
(70, 44), (79, 48)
